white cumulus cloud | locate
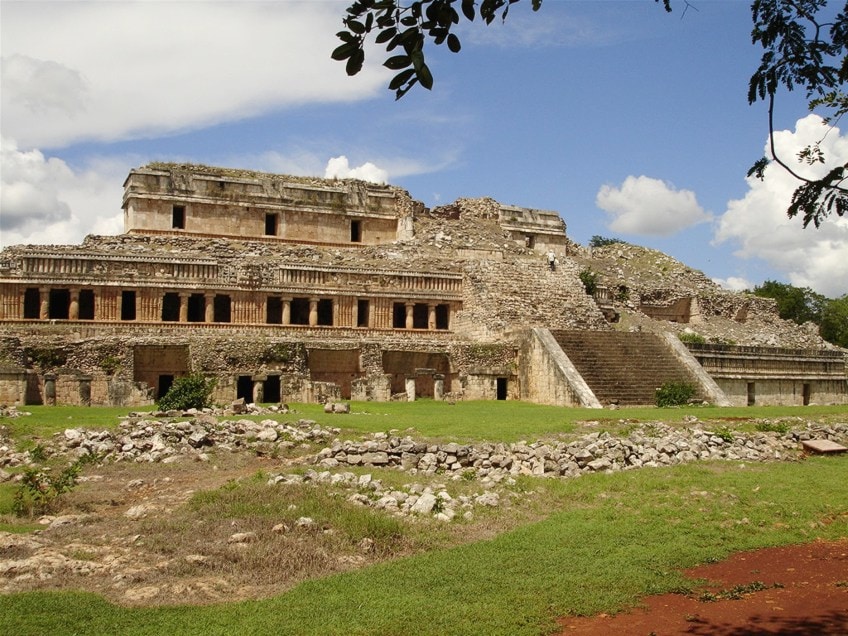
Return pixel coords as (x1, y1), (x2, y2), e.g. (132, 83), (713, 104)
(1, 138), (126, 247)
(714, 115), (848, 298)
(324, 156), (388, 184)
(712, 276), (754, 292)
(1, 1), (383, 148)
(596, 175), (712, 236)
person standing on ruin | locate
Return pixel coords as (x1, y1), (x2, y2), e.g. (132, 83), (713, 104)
(547, 250), (556, 271)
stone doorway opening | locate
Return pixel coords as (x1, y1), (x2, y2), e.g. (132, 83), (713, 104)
(236, 375), (253, 402)
(496, 377), (508, 400)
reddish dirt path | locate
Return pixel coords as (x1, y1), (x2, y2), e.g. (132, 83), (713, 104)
(558, 539), (848, 635)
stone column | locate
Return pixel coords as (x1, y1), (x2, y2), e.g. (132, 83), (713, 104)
(282, 297), (291, 325)
(205, 294), (215, 323)
(179, 293), (189, 322)
(252, 377), (265, 404)
(427, 303), (436, 330)
(39, 287), (50, 320)
(405, 375), (416, 402)
(434, 374), (445, 401)
(44, 373), (57, 406)
(68, 288), (80, 320)
(405, 302), (414, 330)
(309, 297), (319, 327)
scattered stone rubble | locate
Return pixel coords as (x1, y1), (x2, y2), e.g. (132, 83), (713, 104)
(3, 410), (846, 521)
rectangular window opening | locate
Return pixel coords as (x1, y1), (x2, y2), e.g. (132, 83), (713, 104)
(392, 302), (406, 329)
(172, 205), (186, 230)
(213, 294), (231, 323)
(162, 293), (180, 322)
(357, 299), (370, 327)
(266, 297), (283, 324)
(187, 293), (205, 322)
(78, 289), (95, 320)
(317, 299), (333, 326)
(24, 288), (40, 319)
(121, 290), (137, 321)
(48, 288), (70, 320)
(435, 304), (450, 330)
(290, 297), (310, 325)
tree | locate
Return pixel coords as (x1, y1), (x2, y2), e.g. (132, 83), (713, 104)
(819, 294), (848, 347)
(334, 0), (846, 226)
(753, 279), (826, 324)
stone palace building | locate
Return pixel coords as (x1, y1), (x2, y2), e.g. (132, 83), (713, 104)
(0, 163), (845, 408)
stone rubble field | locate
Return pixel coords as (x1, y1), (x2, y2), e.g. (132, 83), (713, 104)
(1, 406), (846, 604)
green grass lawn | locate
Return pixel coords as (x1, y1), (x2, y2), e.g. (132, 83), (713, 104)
(1, 401), (846, 635)
(1, 457), (846, 636)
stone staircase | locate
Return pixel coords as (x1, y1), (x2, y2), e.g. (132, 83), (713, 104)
(550, 330), (701, 406)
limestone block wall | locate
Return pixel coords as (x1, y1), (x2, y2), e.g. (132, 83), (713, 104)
(717, 378), (847, 407)
(123, 164), (417, 246)
(453, 255), (608, 339)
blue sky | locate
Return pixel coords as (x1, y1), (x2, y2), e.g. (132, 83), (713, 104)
(2, 0), (847, 297)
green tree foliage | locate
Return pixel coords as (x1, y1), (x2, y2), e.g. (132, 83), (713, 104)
(589, 235), (625, 248)
(578, 268), (598, 296)
(753, 279), (826, 325)
(157, 373), (216, 411)
(747, 0), (848, 228)
(820, 294), (848, 346)
(335, 0), (846, 226)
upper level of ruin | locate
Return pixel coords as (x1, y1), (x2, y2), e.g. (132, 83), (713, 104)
(121, 163), (571, 251)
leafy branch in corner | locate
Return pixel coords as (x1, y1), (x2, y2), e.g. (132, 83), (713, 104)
(747, 0), (848, 227)
(333, 1), (671, 100)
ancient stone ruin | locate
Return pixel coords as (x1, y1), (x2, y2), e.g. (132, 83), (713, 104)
(0, 163), (845, 408)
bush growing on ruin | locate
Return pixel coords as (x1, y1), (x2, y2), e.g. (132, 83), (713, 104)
(157, 373), (216, 411)
(677, 332), (706, 345)
(655, 381), (696, 407)
(578, 269), (598, 296)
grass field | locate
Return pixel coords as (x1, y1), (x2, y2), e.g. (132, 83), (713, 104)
(1, 402), (846, 635)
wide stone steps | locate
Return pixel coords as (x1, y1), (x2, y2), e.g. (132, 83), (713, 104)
(550, 330), (700, 405)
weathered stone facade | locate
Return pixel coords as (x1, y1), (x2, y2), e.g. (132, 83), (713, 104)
(0, 163), (845, 407)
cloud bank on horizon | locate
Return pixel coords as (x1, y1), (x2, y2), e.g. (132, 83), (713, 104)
(1, 1), (846, 298)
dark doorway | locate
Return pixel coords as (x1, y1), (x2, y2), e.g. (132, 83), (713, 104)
(436, 304), (450, 330)
(265, 213), (277, 236)
(350, 219), (362, 243)
(214, 295), (231, 323)
(121, 290), (136, 321)
(172, 205), (185, 229)
(24, 288), (40, 318)
(266, 297), (283, 324)
(290, 297), (310, 325)
(237, 375), (253, 402)
(357, 299), (370, 327)
(263, 376), (281, 403)
(413, 303), (428, 329)
(803, 383), (811, 406)
(747, 382), (756, 406)
(78, 289), (95, 320)
(187, 293), (205, 322)
(48, 289), (70, 319)
(317, 299), (333, 326)
(158, 374), (174, 399)
(162, 293), (180, 321)
(393, 302), (406, 328)
(496, 377), (508, 400)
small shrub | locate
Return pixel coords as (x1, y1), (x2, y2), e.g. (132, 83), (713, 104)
(578, 269), (598, 296)
(655, 381), (696, 407)
(714, 426), (735, 443)
(678, 332), (706, 345)
(13, 459), (84, 517)
(157, 373), (216, 411)
(754, 421), (790, 434)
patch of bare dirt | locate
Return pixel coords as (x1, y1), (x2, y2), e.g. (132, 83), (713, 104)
(558, 539), (848, 635)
